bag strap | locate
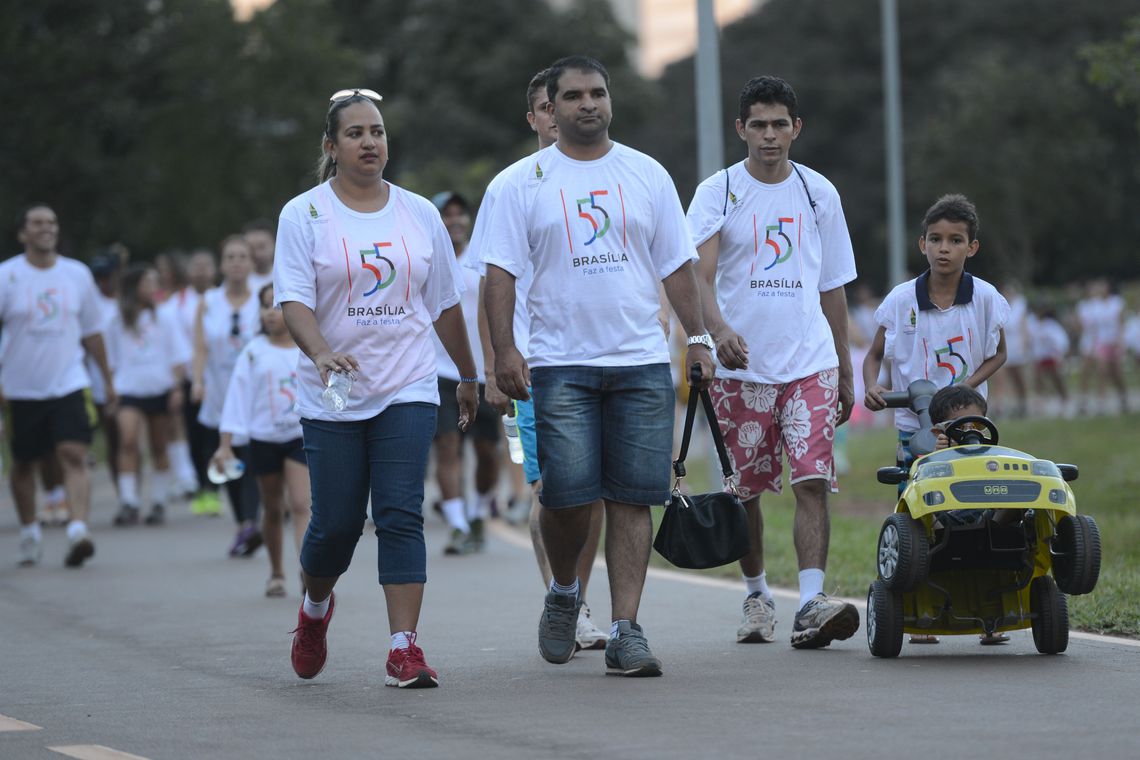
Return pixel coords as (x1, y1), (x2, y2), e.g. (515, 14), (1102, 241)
(672, 364), (735, 482)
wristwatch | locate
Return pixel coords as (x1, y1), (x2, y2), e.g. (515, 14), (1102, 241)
(686, 333), (714, 350)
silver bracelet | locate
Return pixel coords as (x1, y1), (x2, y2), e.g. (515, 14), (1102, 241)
(459, 376), (479, 384)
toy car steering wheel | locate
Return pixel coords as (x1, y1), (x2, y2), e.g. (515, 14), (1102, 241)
(943, 415), (999, 446)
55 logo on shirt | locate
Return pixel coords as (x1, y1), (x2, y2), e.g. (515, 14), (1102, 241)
(560, 186), (630, 271)
(933, 335), (969, 384)
(35, 289), (60, 323)
(360, 242), (397, 297)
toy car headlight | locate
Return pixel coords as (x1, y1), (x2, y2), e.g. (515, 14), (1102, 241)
(1048, 489), (1067, 505)
(1032, 461), (1061, 478)
(924, 491), (946, 506)
(916, 462), (954, 480)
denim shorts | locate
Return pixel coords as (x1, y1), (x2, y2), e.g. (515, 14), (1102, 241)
(530, 364), (674, 509)
(514, 395), (541, 485)
(299, 403), (436, 584)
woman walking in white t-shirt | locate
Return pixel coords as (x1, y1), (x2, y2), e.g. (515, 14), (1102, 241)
(212, 284), (311, 598)
(1076, 278), (1129, 414)
(276, 89), (478, 689)
(105, 266), (190, 526)
(191, 236), (262, 554)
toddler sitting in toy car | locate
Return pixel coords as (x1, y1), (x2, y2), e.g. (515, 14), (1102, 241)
(929, 385), (1019, 526)
(917, 385), (1014, 645)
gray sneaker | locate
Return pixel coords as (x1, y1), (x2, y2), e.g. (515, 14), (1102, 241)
(604, 621), (662, 677)
(538, 590), (581, 664)
(18, 534), (42, 566)
(443, 528), (472, 556)
(467, 518), (486, 552)
(790, 593), (860, 649)
(737, 592), (777, 643)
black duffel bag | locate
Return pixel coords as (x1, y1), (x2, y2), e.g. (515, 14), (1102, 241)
(653, 367), (750, 570)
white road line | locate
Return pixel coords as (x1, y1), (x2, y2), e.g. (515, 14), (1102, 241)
(0, 714), (41, 732)
(489, 521), (1140, 649)
(48, 746), (151, 760)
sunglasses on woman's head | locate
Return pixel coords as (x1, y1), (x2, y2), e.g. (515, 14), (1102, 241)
(330, 88), (383, 104)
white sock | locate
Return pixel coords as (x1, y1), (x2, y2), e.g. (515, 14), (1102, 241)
(390, 631), (417, 651)
(744, 572), (772, 601)
(610, 619), (631, 639)
(441, 497), (469, 532)
(48, 485), (67, 507)
(472, 492), (493, 521)
(66, 520), (88, 541)
(302, 592), (330, 620)
(550, 577), (579, 598)
(169, 441), (196, 482)
(798, 568), (825, 608)
(150, 469), (171, 506)
(118, 473), (139, 507)
(20, 522), (42, 542)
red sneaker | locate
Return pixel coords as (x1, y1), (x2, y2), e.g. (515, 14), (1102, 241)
(385, 635), (439, 689)
(290, 593), (335, 679)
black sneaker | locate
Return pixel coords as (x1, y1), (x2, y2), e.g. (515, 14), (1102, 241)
(144, 504), (166, 526)
(790, 593), (860, 649)
(113, 504), (140, 527)
(64, 535), (95, 568)
(538, 590), (581, 664)
(604, 621), (662, 677)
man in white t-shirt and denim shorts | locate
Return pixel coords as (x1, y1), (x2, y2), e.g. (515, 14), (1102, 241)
(484, 56), (714, 677)
(688, 76), (860, 649)
(0, 204), (116, 568)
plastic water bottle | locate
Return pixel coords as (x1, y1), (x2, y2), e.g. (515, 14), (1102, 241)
(207, 457), (245, 485)
(321, 370), (353, 412)
(502, 413), (524, 464)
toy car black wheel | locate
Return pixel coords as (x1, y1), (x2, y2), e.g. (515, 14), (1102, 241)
(866, 580), (904, 658)
(877, 513), (929, 592)
(1030, 575), (1069, 655)
(1052, 514), (1101, 596)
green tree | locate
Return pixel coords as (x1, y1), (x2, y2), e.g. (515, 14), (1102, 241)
(643, 0), (1140, 288)
(1083, 16), (1140, 134)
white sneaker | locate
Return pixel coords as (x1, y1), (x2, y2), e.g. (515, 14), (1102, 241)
(505, 497), (531, 526)
(18, 534), (43, 566)
(737, 592), (777, 643)
(575, 604), (608, 651)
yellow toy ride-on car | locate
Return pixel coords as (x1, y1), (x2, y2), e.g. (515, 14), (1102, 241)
(866, 380), (1100, 658)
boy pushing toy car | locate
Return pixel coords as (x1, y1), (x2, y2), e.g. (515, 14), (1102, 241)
(863, 193), (1011, 644)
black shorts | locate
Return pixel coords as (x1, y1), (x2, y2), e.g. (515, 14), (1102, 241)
(249, 437), (306, 476)
(435, 378), (500, 442)
(6, 389), (94, 462)
(119, 392), (171, 416)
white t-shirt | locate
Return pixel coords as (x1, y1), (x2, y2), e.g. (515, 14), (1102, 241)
(219, 336), (303, 444)
(249, 270), (274, 297)
(1004, 295), (1030, 366)
(875, 271), (1010, 432)
(433, 249), (484, 381)
(1078, 295), (1125, 350)
(1032, 316), (1070, 362)
(105, 308), (191, 397)
(196, 287), (261, 428)
(464, 154), (536, 353)
(687, 161), (857, 383)
(0, 254), (103, 400)
(1123, 313), (1140, 355)
(161, 287), (202, 371)
(481, 142), (696, 368)
(274, 180), (462, 421)
(86, 293), (120, 404)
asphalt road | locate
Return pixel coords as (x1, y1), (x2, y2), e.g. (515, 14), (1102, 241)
(2, 474), (1138, 760)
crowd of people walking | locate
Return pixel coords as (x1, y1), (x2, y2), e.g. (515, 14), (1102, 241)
(4, 57), (1139, 691)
